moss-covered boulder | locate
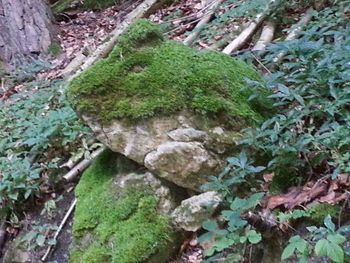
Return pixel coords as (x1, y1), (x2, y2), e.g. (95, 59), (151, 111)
(70, 150), (181, 263)
(68, 20), (270, 124)
(68, 20), (271, 191)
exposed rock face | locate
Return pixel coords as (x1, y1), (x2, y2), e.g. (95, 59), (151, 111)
(171, 191), (222, 232)
(83, 112), (240, 191)
(144, 141), (219, 191)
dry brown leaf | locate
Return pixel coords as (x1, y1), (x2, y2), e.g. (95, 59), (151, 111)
(263, 173), (274, 182)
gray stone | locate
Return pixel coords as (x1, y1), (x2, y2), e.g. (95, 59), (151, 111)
(115, 172), (176, 214)
(171, 191), (222, 232)
(167, 128), (207, 142)
(83, 111), (241, 191)
(144, 142), (220, 191)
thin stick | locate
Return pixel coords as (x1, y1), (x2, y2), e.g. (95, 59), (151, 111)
(250, 52), (271, 74)
(41, 198), (77, 262)
(183, 0), (224, 46)
(63, 146), (106, 182)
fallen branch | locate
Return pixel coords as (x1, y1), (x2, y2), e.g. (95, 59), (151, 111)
(222, 0), (277, 55)
(183, 0), (224, 46)
(222, 14), (266, 54)
(63, 146), (106, 182)
(62, 0), (160, 79)
(41, 198), (77, 262)
(273, 8), (314, 63)
(252, 21), (275, 51)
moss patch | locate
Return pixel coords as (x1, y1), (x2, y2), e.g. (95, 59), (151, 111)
(68, 20), (272, 125)
(70, 150), (173, 263)
(308, 203), (339, 225)
(52, 0), (118, 12)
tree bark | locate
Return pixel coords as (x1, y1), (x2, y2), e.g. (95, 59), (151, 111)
(0, 0), (55, 67)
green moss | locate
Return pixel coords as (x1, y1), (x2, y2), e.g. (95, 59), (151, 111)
(51, 0), (74, 13)
(68, 20), (272, 125)
(308, 203), (339, 225)
(70, 149), (173, 263)
(82, 0), (117, 10)
(52, 0), (118, 12)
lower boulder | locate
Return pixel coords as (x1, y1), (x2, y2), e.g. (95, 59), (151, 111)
(171, 191), (222, 232)
(70, 150), (181, 263)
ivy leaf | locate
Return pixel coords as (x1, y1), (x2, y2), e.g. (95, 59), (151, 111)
(324, 215), (335, 232)
(294, 238), (308, 253)
(327, 242), (344, 263)
(247, 230), (262, 244)
(281, 243), (295, 260)
(198, 232), (213, 243)
(315, 239), (328, 257)
(327, 233), (346, 245)
(36, 234), (46, 247)
(202, 220), (218, 232)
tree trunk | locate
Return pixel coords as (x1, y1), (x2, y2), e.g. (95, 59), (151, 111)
(0, 0), (55, 67)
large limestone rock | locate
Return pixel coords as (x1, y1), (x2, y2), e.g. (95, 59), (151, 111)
(68, 20), (271, 191)
(144, 141), (219, 191)
(84, 112), (240, 191)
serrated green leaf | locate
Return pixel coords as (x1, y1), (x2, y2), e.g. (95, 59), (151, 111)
(327, 242), (344, 263)
(324, 215), (335, 232)
(198, 232), (213, 243)
(327, 233), (346, 245)
(315, 239), (328, 257)
(36, 234), (46, 246)
(281, 243), (295, 260)
(294, 238), (308, 253)
(202, 220), (218, 232)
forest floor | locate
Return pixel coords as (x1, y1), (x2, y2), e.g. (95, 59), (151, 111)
(1, 0), (349, 262)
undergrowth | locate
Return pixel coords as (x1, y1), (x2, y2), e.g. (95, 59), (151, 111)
(0, 74), (91, 216)
(200, 2), (350, 262)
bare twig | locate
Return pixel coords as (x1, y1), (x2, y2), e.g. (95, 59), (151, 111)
(250, 52), (272, 74)
(41, 198), (77, 262)
(63, 146), (106, 182)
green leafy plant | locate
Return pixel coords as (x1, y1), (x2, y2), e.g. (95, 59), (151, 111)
(201, 2), (350, 262)
(199, 193), (263, 262)
(21, 222), (58, 250)
(282, 215), (350, 263)
(202, 152), (265, 196)
(0, 77), (91, 213)
(200, 153), (265, 262)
